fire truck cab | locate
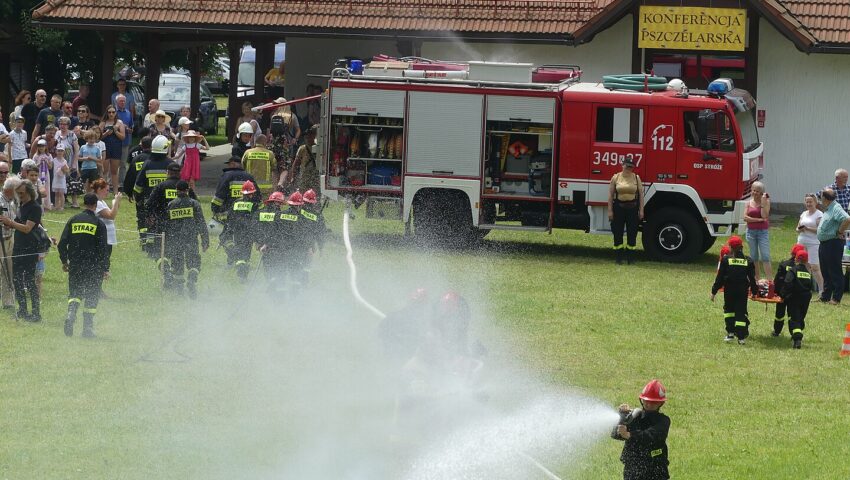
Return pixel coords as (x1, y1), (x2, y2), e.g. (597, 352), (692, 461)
(317, 60), (762, 262)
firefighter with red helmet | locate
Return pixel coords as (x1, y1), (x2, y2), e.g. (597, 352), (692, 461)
(257, 191), (305, 292)
(224, 180), (262, 282)
(772, 243), (805, 337)
(300, 188), (326, 255)
(711, 235), (757, 344)
(612, 379), (670, 480)
(780, 249), (814, 349)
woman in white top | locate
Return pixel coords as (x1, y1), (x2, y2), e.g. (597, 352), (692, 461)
(92, 178), (121, 291)
(796, 193), (824, 291)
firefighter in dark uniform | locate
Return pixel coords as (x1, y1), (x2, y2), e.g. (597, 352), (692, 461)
(124, 136), (152, 248)
(163, 181), (209, 298)
(612, 379), (671, 480)
(781, 249), (814, 349)
(58, 193), (109, 338)
(134, 135), (176, 257)
(299, 188), (325, 279)
(211, 155), (257, 216)
(146, 162), (198, 238)
(711, 235), (757, 345)
(226, 180), (262, 281)
(772, 244), (805, 337)
(257, 191), (288, 291)
(281, 190), (310, 283)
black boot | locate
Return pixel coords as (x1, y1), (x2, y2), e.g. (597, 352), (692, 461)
(626, 248), (635, 265)
(792, 338), (802, 349)
(81, 313), (95, 338)
(235, 262), (249, 282)
(615, 248), (624, 265)
(772, 320), (784, 337)
(187, 269), (198, 300)
(65, 301), (79, 337)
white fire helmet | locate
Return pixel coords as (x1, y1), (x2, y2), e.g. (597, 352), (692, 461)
(667, 78), (686, 93)
(238, 122), (254, 135)
(151, 135), (170, 154)
(207, 218), (223, 237)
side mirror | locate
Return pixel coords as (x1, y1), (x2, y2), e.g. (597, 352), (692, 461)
(697, 109), (715, 150)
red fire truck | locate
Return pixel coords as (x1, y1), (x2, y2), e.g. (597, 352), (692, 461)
(314, 60), (763, 262)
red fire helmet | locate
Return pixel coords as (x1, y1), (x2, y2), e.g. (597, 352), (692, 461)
(303, 189), (318, 204)
(791, 243), (805, 256)
(796, 250), (809, 263)
(265, 191), (286, 204)
(287, 191), (304, 206)
(241, 180), (257, 195)
(639, 379), (667, 403)
(727, 236), (743, 249)
(409, 287), (428, 303)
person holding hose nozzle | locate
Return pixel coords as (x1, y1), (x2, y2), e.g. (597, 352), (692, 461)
(611, 379), (670, 480)
(607, 158), (644, 265)
(711, 235), (758, 345)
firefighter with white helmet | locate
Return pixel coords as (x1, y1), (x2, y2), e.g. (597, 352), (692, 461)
(232, 121), (254, 161)
(134, 134), (176, 258)
(226, 179), (262, 282)
(612, 379), (671, 480)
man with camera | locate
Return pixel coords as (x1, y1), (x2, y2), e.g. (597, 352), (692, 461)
(0, 164), (18, 309)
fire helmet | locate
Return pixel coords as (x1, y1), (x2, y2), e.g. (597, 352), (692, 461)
(151, 135), (170, 154)
(727, 235), (743, 249)
(436, 291), (470, 320)
(287, 191), (304, 206)
(265, 191), (286, 204)
(791, 243), (805, 256)
(303, 189), (318, 204)
(639, 379), (667, 403)
(719, 244), (731, 258)
(238, 122), (254, 135)
(241, 180), (257, 195)
(796, 250), (809, 263)
(409, 287), (428, 303)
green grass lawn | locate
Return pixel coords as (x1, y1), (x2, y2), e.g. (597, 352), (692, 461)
(1, 200), (849, 479)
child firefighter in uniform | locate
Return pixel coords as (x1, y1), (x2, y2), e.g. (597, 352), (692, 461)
(772, 244), (805, 337)
(612, 379), (671, 480)
(781, 249), (814, 349)
(711, 235), (757, 345)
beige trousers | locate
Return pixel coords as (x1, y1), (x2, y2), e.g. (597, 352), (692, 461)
(0, 236), (13, 306)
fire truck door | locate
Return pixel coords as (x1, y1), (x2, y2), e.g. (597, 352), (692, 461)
(588, 105), (646, 204)
(644, 107), (678, 186)
(678, 108), (738, 200)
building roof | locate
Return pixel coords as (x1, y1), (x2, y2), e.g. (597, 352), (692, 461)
(770, 0), (850, 46)
(31, 0), (617, 40)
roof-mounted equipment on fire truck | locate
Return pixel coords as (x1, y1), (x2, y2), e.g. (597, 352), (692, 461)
(601, 74), (668, 92)
(707, 78), (734, 97)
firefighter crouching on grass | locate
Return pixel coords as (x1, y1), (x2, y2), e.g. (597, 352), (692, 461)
(227, 180), (262, 282)
(772, 243), (805, 337)
(711, 235), (757, 345)
(781, 249), (814, 349)
(257, 191), (305, 293)
(612, 380), (670, 480)
(58, 193), (109, 338)
(134, 135), (175, 258)
(163, 181), (209, 298)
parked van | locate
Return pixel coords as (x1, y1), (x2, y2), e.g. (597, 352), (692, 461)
(238, 43), (286, 93)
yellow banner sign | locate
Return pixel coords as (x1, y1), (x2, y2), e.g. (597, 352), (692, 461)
(638, 6), (746, 51)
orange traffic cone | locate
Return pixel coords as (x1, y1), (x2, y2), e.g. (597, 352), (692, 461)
(841, 324), (850, 357)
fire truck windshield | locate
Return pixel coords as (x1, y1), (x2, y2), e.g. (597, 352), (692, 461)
(735, 108), (760, 153)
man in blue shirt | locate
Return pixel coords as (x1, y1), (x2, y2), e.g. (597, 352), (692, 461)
(114, 94), (134, 179)
(816, 188), (850, 304)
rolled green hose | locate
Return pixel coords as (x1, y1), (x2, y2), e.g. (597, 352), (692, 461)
(602, 74), (668, 91)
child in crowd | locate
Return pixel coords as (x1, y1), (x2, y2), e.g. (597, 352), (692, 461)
(179, 130), (207, 192)
(4, 117), (27, 173)
(52, 144), (70, 211)
(78, 130), (102, 193)
(32, 139), (53, 210)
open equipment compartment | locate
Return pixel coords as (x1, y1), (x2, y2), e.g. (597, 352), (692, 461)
(483, 95), (555, 198)
(327, 87), (406, 192)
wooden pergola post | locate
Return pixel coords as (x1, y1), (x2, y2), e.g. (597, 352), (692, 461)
(100, 31), (117, 114)
(226, 41), (241, 139)
(0, 53), (9, 121)
(144, 33), (162, 116)
(189, 46), (201, 121)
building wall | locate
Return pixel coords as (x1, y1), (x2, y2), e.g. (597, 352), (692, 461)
(420, 16), (634, 86)
(757, 19), (850, 204)
(285, 36), (401, 118)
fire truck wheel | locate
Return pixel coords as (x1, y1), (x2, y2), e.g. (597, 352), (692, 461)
(413, 190), (478, 247)
(701, 235), (717, 253)
(642, 207), (703, 262)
